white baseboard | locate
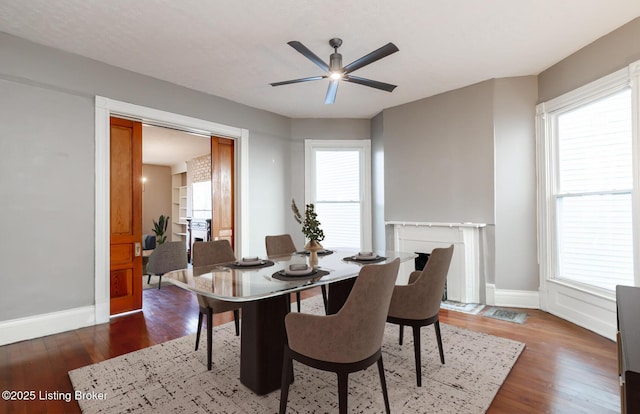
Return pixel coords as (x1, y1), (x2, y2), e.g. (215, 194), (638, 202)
(543, 281), (617, 341)
(0, 306), (96, 346)
(485, 284), (539, 308)
(485, 284), (496, 305)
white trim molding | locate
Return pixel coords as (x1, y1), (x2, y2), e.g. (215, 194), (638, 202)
(305, 139), (372, 250)
(0, 306), (95, 347)
(95, 96), (250, 323)
(535, 60), (640, 339)
(484, 284), (540, 308)
(389, 222), (486, 303)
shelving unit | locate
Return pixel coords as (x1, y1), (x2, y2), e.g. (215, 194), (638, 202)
(171, 172), (188, 242)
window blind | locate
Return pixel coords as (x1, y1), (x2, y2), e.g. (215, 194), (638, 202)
(555, 89), (633, 291)
(314, 150), (361, 248)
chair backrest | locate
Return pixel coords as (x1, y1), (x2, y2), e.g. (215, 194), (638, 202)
(265, 234), (297, 256)
(192, 240), (236, 268)
(329, 258), (400, 363)
(146, 241), (187, 275)
(414, 244), (454, 318)
(142, 234), (156, 250)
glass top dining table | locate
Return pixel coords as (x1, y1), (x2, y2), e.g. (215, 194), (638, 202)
(164, 248), (417, 395)
(165, 249), (417, 303)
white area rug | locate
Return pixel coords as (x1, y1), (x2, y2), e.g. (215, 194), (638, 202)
(69, 296), (524, 413)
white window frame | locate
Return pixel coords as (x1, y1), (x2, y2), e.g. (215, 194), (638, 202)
(535, 60), (640, 339)
(304, 139), (372, 250)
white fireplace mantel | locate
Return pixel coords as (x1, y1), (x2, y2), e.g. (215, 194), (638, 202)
(387, 221), (486, 304)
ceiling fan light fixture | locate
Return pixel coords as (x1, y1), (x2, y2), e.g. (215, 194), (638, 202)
(271, 37), (399, 104)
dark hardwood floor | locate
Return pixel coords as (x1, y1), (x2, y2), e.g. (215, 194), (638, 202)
(0, 286), (619, 413)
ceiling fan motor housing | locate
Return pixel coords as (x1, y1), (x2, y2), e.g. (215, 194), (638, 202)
(329, 38), (343, 74)
(329, 52), (343, 73)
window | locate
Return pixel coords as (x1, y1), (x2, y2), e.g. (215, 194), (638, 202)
(305, 140), (372, 250)
(192, 181), (211, 219)
(554, 89), (633, 291)
(537, 63), (640, 296)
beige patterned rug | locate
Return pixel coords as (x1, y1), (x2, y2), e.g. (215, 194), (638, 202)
(142, 275), (173, 290)
(69, 296), (524, 413)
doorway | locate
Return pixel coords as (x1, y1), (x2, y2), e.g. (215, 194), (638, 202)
(96, 97), (249, 323)
(140, 125), (212, 291)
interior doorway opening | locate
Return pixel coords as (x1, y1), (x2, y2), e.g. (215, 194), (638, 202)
(141, 124), (212, 290)
(96, 96), (250, 324)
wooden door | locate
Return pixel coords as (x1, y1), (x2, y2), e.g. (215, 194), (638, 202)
(211, 136), (234, 247)
(110, 117), (143, 315)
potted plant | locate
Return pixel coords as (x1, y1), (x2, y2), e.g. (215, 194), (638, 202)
(152, 215), (170, 245)
(291, 199), (325, 252)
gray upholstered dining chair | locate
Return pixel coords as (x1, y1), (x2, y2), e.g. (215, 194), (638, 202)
(145, 241), (188, 289)
(386, 244), (454, 387)
(265, 234), (328, 314)
(279, 258), (400, 414)
(192, 240), (242, 370)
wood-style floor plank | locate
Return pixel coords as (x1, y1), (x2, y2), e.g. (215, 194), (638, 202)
(0, 286), (619, 413)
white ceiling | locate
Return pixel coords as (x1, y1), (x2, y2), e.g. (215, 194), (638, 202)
(142, 125), (210, 166)
(1, 0), (640, 119)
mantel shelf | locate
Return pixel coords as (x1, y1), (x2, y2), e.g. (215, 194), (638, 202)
(386, 221), (486, 228)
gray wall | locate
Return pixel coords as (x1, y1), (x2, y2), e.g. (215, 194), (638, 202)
(141, 164), (172, 237)
(0, 79), (95, 320)
(0, 32), (291, 321)
(383, 80), (495, 224)
(370, 112), (385, 251)
(538, 17), (640, 102)
(380, 77), (538, 292)
(493, 76), (538, 291)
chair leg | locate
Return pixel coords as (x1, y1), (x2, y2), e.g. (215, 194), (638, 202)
(412, 325), (422, 387)
(377, 356), (391, 414)
(233, 309), (240, 336)
(399, 324), (404, 345)
(157, 274), (162, 289)
(321, 285), (328, 314)
(434, 320), (445, 364)
(279, 348), (293, 414)
(337, 372), (349, 414)
(206, 307), (213, 371)
(296, 292), (302, 312)
(195, 310), (204, 351)
(147, 274), (152, 284)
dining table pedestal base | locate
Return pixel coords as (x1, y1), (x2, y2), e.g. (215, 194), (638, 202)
(240, 294), (289, 395)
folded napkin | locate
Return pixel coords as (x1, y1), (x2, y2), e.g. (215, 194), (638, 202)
(284, 263), (313, 276)
(355, 251), (378, 260)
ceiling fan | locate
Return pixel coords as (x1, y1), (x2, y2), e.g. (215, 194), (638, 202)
(270, 38), (399, 104)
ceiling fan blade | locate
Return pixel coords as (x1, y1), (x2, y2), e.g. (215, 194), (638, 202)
(344, 75), (397, 92)
(324, 79), (339, 104)
(343, 42), (399, 74)
(287, 41), (330, 72)
(270, 76), (327, 87)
